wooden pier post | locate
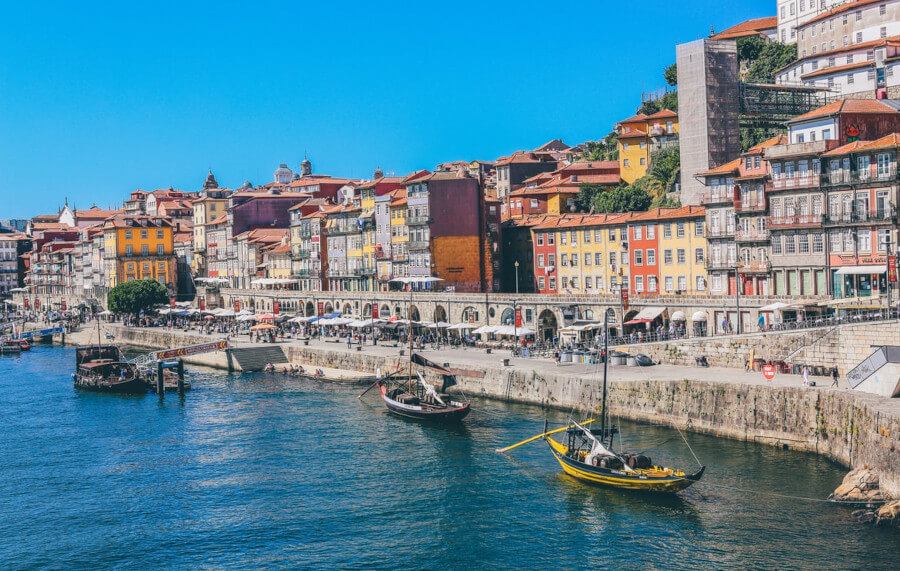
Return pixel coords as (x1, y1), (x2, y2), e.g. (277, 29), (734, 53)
(177, 359), (185, 395)
(156, 360), (164, 397)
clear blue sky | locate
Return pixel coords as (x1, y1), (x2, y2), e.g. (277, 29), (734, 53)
(0, 0), (772, 218)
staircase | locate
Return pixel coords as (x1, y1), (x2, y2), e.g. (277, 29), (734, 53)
(229, 345), (289, 372)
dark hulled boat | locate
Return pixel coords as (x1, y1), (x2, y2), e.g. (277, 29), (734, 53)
(377, 353), (470, 423)
(74, 344), (146, 394)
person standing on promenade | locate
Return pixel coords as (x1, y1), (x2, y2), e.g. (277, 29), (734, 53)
(830, 365), (839, 388)
(802, 365), (810, 387)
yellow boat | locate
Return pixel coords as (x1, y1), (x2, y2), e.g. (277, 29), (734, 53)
(545, 425), (705, 493)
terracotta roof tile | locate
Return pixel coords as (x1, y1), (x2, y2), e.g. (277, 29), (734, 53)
(710, 16), (777, 40)
(789, 98), (900, 123)
(803, 0), (884, 27)
(697, 158), (742, 176)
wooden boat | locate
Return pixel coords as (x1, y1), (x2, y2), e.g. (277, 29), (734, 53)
(74, 344), (146, 394)
(376, 353), (470, 423)
(542, 314), (704, 493)
(16, 339), (31, 351)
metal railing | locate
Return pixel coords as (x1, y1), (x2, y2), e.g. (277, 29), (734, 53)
(705, 259), (737, 271)
(406, 240), (431, 250)
(734, 228), (770, 242)
(768, 174), (820, 191)
(406, 216), (431, 226)
(824, 208), (896, 225)
(706, 227), (735, 239)
(735, 198), (766, 213)
(699, 191), (733, 205)
(736, 260), (771, 273)
(765, 214), (824, 228)
(822, 167), (898, 186)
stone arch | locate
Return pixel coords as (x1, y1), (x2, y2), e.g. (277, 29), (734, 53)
(305, 301), (314, 316)
(582, 308), (594, 320)
(408, 305), (421, 321)
(500, 307), (515, 325)
(342, 303), (353, 315)
(363, 303), (372, 317)
(461, 306), (479, 323)
(381, 304), (391, 318)
(324, 302), (333, 314)
(537, 309), (557, 342)
(394, 305), (402, 317)
(433, 305), (447, 323)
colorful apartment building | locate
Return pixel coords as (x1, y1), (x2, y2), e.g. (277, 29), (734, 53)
(101, 216), (176, 291)
(615, 109), (679, 184)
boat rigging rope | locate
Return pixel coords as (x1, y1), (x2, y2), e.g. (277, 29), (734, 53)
(676, 425), (703, 468)
(697, 481), (886, 505)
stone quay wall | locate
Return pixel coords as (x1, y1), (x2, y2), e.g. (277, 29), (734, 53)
(58, 325), (900, 498)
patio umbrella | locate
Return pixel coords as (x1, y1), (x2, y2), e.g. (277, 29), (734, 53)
(250, 323), (277, 331)
(204, 315), (216, 320)
(258, 313), (277, 320)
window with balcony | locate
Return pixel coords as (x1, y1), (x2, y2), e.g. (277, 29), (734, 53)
(858, 229), (872, 252)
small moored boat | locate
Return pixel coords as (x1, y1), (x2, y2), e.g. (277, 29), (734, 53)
(74, 344), (146, 394)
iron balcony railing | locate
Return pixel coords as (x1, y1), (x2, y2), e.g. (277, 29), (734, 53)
(764, 214), (824, 228)
(734, 228), (770, 242)
(705, 259), (737, 271)
(699, 190), (734, 205)
(735, 198), (767, 213)
(822, 167), (898, 187)
(406, 215), (432, 226)
(406, 240), (431, 250)
(824, 207), (896, 226)
(705, 227), (735, 239)
(768, 174), (820, 191)
(294, 249), (310, 258)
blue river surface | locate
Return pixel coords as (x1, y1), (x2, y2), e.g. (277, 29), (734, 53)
(1, 344), (897, 569)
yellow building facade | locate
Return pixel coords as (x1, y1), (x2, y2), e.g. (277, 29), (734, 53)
(615, 109), (679, 184)
(191, 196), (228, 272)
(655, 208), (708, 295)
(102, 216), (176, 289)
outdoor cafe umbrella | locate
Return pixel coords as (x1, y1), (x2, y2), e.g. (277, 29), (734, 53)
(249, 323), (277, 331)
(258, 313), (277, 321)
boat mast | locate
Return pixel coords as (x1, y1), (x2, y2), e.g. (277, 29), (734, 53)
(601, 310), (609, 447)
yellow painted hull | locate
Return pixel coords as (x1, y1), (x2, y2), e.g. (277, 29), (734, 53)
(546, 437), (703, 493)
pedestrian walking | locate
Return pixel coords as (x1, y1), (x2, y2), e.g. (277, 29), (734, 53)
(830, 365), (839, 388)
(802, 364), (810, 387)
(554, 351), (560, 366)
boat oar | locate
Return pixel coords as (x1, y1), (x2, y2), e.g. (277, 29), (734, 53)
(496, 419), (594, 453)
(357, 367), (402, 399)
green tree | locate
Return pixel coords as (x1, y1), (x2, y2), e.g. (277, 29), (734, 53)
(737, 37), (797, 83)
(577, 132), (619, 162)
(593, 184), (652, 214)
(648, 145), (681, 194)
(735, 36), (765, 64)
(664, 63), (678, 87)
(574, 183), (602, 213)
(107, 279), (169, 316)
(637, 90), (678, 115)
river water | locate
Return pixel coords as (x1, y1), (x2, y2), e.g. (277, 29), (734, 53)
(1, 345), (897, 569)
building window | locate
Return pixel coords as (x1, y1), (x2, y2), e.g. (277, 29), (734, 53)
(664, 276), (674, 292)
(677, 276), (687, 291)
(812, 233), (824, 253)
(560, 253), (568, 266)
(648, 276), (657, 292)
(537, 254), (544, 268)
(640, 158), (646, 166)
(695, 247), (704, 263)
(125, 230), (132, 239)
(538, 276), (546, 290)
(548, 277), (555, 290)
(634, 250), (643, 266)
(634, 225), (643, 240)
(583, 229), (591, 243)
(635, 276), (644, 293)
(623, 143), (629, 150)
(126, 245), (133, 256)
(664, 249), (673, 264)
(157, 244), (164, 256)
(623, 159), (630, 167)
(141, 245), (149, 256)
(881, 27), (887, 39)
(663, 223), (672, 238)
(647, 225), (655, 239)
(647, 249), (656, 265)
(595, 252), (602, 265)
(676, 248), (686, 264)
(585, 276), (592, 289)
(676, 222), (685, 237)
(536, 233), (544, 246)
(696, 275), (705, 292)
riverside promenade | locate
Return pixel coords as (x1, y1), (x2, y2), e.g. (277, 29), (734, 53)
(61, 322), (900, 500)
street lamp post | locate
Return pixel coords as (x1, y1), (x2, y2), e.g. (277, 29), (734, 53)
(514, 260), (520, 295)
(735, 267), (742, 335)
(513, 299), (518, 353)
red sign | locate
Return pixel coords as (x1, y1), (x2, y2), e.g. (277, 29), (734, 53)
(515, 307), (522, 328)
(372, 304), (379, 319)
(35, 299), (40, 310)
(621, 288), (630, 310)
(170, 297), (176, 309)
(199, 297), (206, 311)
(889, 255), (897, 283)
(762, 364), (776, 381)
(317, 302), (324, 316)
(234, 299), (241, 313)
(273, 301), (280, 315)
(61, 301), (67, 311)
(24, 298), (29, 309)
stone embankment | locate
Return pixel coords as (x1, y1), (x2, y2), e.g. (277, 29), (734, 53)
(59, 324), (900, 502)
(639, 320), (900, 372)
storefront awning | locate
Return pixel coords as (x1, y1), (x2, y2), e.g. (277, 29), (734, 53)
(835, 265), (887, 276)
(631, 306), (666, 321)
(691, 310), (708, 322)
(670, 311), (686, 321)
(818, 294), (883, 307)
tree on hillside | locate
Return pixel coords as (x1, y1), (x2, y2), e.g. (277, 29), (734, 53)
(637, 90), (678, 116)
(737, 37), (797, 83)
(648, 145), (681, 194)
(593, 184), (652, 214)
(664, 63), (678, 87)
(107, 279), (169, 316)
(577, 132), (619, 162)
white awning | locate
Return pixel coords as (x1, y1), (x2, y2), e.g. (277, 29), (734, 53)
(835, 265), (887, 276)
(632, 306), (666, 321)
(670, 311), (686, 321)
(691, 310), (708, 321)
(759, 302), (793, 311)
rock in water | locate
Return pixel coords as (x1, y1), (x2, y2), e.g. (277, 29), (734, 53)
(851, 509), (877, 524)
(875, 500), (900, 527)
(829, 465), (884, 502)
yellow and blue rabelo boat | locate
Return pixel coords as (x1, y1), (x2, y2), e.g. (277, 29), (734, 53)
(498, 311), (705, 493)
(545, 420), (705, 493)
